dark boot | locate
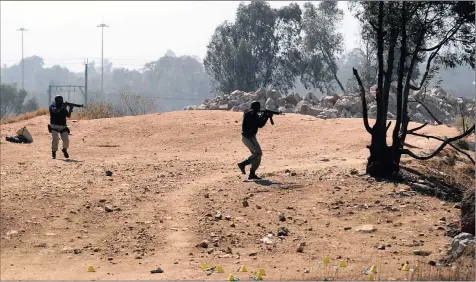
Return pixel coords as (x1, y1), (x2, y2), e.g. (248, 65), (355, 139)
(62, 148), (69, 159)
(248, 170), (262, 180)
(238, 160), (250, 175)
(52, 151), (56, 159)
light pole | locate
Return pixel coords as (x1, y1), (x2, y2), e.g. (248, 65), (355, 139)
(17, 27), (27, 90)
(97, 23), (109, 96)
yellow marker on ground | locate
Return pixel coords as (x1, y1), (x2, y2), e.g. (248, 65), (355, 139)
(401, 263), (410, 271)
(227, 273), (235, 281)
(338, 260), (347, 267)
(201, 263), (210, 271)
(322, 256), (330, 264)
(87, 265), (95, 272)
(368, 274), (375, 280)
(257, 267), (265, 275)
(239, 265), (247, 272)
(215, 265), (224, 273)
(369, 265), (376, 273)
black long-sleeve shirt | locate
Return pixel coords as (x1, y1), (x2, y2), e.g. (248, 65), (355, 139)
(241, 109), (268, 138)
(49, 104), (70, 126)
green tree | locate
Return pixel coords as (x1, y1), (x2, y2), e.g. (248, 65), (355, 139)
(0, 84), (28, 118)
(350, 1), (475, 178)
(301, 1), (346, 94)
(204, 1), (303, 94)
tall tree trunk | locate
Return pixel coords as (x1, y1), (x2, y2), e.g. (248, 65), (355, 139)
(364, 1), (398, 178)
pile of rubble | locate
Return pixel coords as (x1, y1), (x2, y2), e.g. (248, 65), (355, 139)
(185, 87), (475, 125)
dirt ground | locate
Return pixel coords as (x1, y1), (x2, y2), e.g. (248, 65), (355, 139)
(0, 111), (473, 280)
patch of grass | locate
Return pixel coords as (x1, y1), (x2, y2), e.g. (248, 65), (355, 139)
(454, 116), (474, 134)
(0, 108), (49, 125)
(72, 101), (118, 120)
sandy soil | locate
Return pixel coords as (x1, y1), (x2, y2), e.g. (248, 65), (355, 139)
(0, 111), (471, 280)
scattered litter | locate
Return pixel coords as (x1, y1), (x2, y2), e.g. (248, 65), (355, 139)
(150, 267), (164, 274)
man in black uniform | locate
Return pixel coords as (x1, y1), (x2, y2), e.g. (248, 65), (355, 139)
(49, 95), (73, 159)
(238, 101), (269, 180)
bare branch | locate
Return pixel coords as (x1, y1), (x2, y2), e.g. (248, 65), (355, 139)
(353, 67), (373, 134)
(402, 125), (475, 160)
(408, 97), (443, 125)
(408, 131), (475, 164)
(416, 22), (464, 52)
(408, 123), (429, 133)
(409, 47), (442, 91)
(386, 121), (392, 131)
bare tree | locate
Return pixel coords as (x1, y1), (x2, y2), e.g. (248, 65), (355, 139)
(350, 1), (475, 177)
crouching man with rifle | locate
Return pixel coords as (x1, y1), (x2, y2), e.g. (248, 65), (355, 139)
(237, 101), (283, 180)
(48, 95), (83, 159)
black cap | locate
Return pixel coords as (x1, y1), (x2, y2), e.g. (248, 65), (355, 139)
(54, 95), (64, 105)
(251, 101), (260, 112)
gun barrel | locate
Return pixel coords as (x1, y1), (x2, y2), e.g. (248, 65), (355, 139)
(65, 102), (84, 108)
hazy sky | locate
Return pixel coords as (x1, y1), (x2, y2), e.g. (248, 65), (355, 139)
(1, 1), (360, 72)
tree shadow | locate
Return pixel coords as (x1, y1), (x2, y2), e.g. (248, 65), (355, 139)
(399, 166), (463, 202)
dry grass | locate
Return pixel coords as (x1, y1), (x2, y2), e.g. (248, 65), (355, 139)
(454, 116), (474, 133)
(0, 108), (49, 125)
(72, 101), (118, 120)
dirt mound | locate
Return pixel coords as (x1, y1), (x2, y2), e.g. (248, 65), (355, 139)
(0, 111), (474, 280)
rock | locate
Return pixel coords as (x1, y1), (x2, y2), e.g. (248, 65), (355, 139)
(104, 206), (114, 212)
(455, 139), (470, 150)
(322, 95), (339, 107)
(461, 187), (475, 236)
(377, 245), (386, 250)
(445, 228), (460, 238)
(215, 214), (222, 220)
(284, 94), (298, 106)
(296, 245), (304, 253)
(296, 100), (310, 115)
(279, 215), (286, 222)
(265, 98), (277, 111)
(350, 169), (358, 175)
(266, 89), (281, 100)
(413, 250), (432, 256)
(242, 199), (249, 207)
(261, 237), (273, 245)
(445, 232), (475, 262)
(277, 227), (289, 236)
(304, 93), (318, 104)
(255, 88), (267, 99)
(356, 224), (377, 233)
(334, 98), (352, 111)
(344, 227), (352, 231)
(106, 170), (113, 177)
(198, 240), (209, 248)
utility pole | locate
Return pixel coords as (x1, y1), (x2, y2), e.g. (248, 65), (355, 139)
(17, 27), (27, 90)
(84, 59), (88, 105)
(96, 22), (109, 97)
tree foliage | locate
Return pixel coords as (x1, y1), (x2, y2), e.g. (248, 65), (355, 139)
(204, 1), (303, 94)
(0, 84), (30, 118)
(301, 1), (346, 94)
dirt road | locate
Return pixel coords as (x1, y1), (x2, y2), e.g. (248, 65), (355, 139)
(0, 111), (468, 280)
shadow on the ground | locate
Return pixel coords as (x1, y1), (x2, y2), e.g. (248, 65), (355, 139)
(249, 179), (303, 190)
(60, 159), (83, 163)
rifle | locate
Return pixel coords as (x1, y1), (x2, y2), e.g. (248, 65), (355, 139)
(64, 102), (84, 108)
(258, 109), (284, 125)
